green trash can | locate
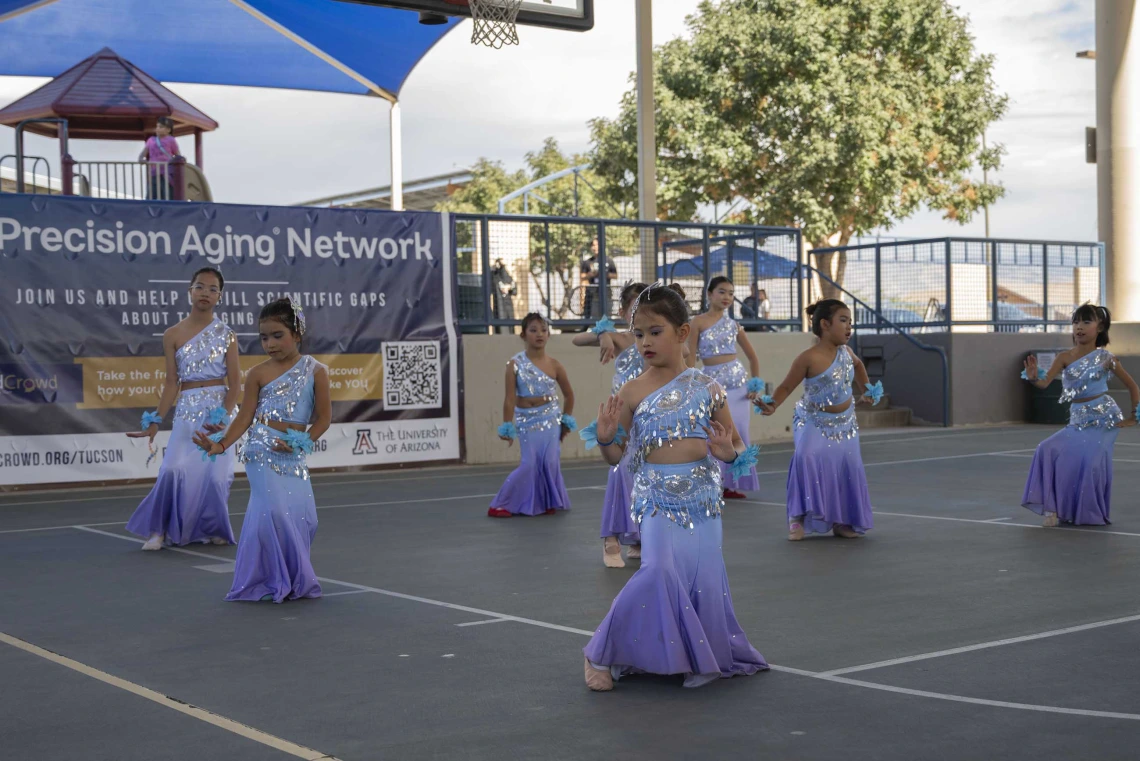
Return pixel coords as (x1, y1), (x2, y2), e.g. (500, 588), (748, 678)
(1025, 349), (1069, 425)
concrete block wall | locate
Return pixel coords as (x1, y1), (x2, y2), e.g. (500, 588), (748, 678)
(461, 332), (813, 465)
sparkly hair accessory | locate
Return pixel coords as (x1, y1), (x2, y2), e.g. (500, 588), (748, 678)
(629, 280), (661, 326)
(288, 298), (307, 337)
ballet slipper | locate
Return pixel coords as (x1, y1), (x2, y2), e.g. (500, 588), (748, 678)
(487, 508), (512, 518)
(141, 534), (164, 551)
(584, 658), (614, 691)
(626, 544), (641, 560)
(833, 524), (860, 539)
(722, 488), (746, 499)
(788, 522), (805, 542)
(1043, 512), (1059, 528)
(210, 537), (229, 546)
(603, 537), (625, 568)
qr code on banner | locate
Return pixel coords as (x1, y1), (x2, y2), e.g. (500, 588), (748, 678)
(382, 341), (442, 410)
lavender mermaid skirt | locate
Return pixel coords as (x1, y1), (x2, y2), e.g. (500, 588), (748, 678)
(584, 459), (768, 687)
(126, 388), (235, 546)
(786, 405), (874, 534)
(226, 438), (321, 602)
(1022, 396), (1121, 525)
(599, 450), (639, 543)
(490, 402), (571, 515)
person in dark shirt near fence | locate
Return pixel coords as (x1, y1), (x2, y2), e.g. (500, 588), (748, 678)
(580, 239), (617, 321)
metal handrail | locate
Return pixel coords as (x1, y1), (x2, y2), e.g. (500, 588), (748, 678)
(801, 263), (950, 427)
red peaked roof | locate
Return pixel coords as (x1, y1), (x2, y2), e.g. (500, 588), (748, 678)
(0, 47), (218, 140)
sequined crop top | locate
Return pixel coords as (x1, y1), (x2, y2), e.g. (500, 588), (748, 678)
(512, 352), (558, 399)
(612, 344), (645, 394)
(256, 355), (318, 425)
(176, 317), (235, 383)
(627, 368), (727, 472)
(1060, 348), (1116, 402)
(697, 314), (738, 359)
(802, 347), (854, 408)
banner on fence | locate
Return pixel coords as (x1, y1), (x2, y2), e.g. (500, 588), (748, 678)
(0, 195), (459, 486)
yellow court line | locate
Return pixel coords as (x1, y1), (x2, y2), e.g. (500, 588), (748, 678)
(0, 630), (341, 760)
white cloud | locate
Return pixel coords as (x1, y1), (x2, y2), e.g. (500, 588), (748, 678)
(0, 0), (1100, 241)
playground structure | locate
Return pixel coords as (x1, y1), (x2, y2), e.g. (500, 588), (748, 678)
(0, 48), (216, 202)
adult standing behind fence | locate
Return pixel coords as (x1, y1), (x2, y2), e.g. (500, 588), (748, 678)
(740, 284), (772, 331)
(138, 117), (180, 200)
(580, 238), (617, 321)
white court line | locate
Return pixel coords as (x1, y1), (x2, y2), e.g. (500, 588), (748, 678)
(767, 664), (1140, 721)
(193, 563), (235, 574)
(0, 630), (341, 759)
(993, 452), (1140, 465)
(983, 517), (1013, 523)
(323, 589), (374, 598)
(821, 612), (1140, 676)
(71, 524), (1140, 722)
(455, 618), (512, 628)
(1, 486), (604, 537)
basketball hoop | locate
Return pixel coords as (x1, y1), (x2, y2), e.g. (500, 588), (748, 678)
(447, 0), (523, 48)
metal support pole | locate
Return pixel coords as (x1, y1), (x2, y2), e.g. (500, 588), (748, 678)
(874, 244), (882, 332)
(1041, 244), (1050, 330)
(635, 0), (657, 283)
(390, 101), (404, 211)
(1097, 0), (1140, 319)
(195, 129), (203, 169)
(944, 239), (953, 331)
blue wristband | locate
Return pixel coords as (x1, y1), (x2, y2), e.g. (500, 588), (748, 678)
(140, 411), (162, 430)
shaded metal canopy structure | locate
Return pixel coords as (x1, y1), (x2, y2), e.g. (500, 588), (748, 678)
(0, 0), (463, 208)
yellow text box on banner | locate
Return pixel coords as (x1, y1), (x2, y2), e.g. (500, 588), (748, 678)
(74, 354), (383, 409)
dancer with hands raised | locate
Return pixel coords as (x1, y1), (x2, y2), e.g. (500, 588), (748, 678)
(580, 283), (767, 691)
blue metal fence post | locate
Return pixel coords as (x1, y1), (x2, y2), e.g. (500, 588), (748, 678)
(701, 226), (711, 310)
(874, 244), (882, 333)
(1041, 243), (1050, 331)
(480, 219), (493, 335)
(944, 239), (953, 331)
(544, 222), (552, 322)
(990, 240), (999, 332)
(597, 221), (609, 318)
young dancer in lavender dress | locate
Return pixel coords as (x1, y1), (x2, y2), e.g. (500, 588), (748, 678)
(758, 300), (883, 541)
(574, 282), (648, 567)
(689, 277), (764, 499)
(582, 284), (767, 690)
(196, 299), (331, 603)
(488, 313), (576, 517)
(1021, 304), (1138, 526)
(126, 267), (239, 550)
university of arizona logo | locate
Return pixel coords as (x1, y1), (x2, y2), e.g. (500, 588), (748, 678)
(352, 429), (378, 455)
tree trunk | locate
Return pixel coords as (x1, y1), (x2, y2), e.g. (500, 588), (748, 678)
(810, 230), (852, 301)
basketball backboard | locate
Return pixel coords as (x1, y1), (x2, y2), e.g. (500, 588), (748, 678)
(334, 0), (594, 32)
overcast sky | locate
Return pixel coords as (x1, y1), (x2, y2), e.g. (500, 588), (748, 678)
(0, 0), (1099, 241)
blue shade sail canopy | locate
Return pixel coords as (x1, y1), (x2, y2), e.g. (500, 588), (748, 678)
(0, 0), (460, 100)
(657, 245), (799, 281)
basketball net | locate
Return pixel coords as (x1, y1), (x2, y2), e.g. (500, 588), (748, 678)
(468, 0), (523, 48)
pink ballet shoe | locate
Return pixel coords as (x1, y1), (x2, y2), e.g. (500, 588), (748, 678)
(487, 508), (512, 518)
(788, 522), (804, 541)
(626, 544), (641, 560)
(584, 658), (613, 691)
(209, 537), (229, 546)
(141, 534), (164, 551)
(833, 524), (860, 539)
(1043, 512), (1059, 528)
(723, 488), (746, 499)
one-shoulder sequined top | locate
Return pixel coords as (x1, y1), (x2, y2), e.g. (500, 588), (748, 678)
(802, 347), (854, 408)
(627, 368), (726, 473)
(697, 314), (738, 359)
(612, 344), (644, 395)
(1060, 348), (1115, 402)
(240, 355), (320, 479)
(511, 352), (558, 399)
(176, 317), (234, 383)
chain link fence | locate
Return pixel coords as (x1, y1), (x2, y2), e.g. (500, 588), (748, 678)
(453, 214), (804, 333)
(808, 238), (1103, 334)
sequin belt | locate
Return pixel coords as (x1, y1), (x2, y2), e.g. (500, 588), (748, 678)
(702, 359), (748, 391)
(631, 457), (723, 529)
(173, 386), (227, 424)
(513, 399), (562, 435)
(1068, 394), (1123, 431)
(794, 401), (859, 442)
(239, 422), (309, 480)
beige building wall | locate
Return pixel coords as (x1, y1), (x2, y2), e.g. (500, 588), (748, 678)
(462, 332), (813, 465)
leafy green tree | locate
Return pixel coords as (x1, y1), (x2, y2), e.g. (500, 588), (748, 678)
(589, 0), (1008, 296)
(438, 139), (637, 318)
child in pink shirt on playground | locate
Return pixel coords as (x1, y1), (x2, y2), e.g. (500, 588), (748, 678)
(138, 117), (181, 200)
